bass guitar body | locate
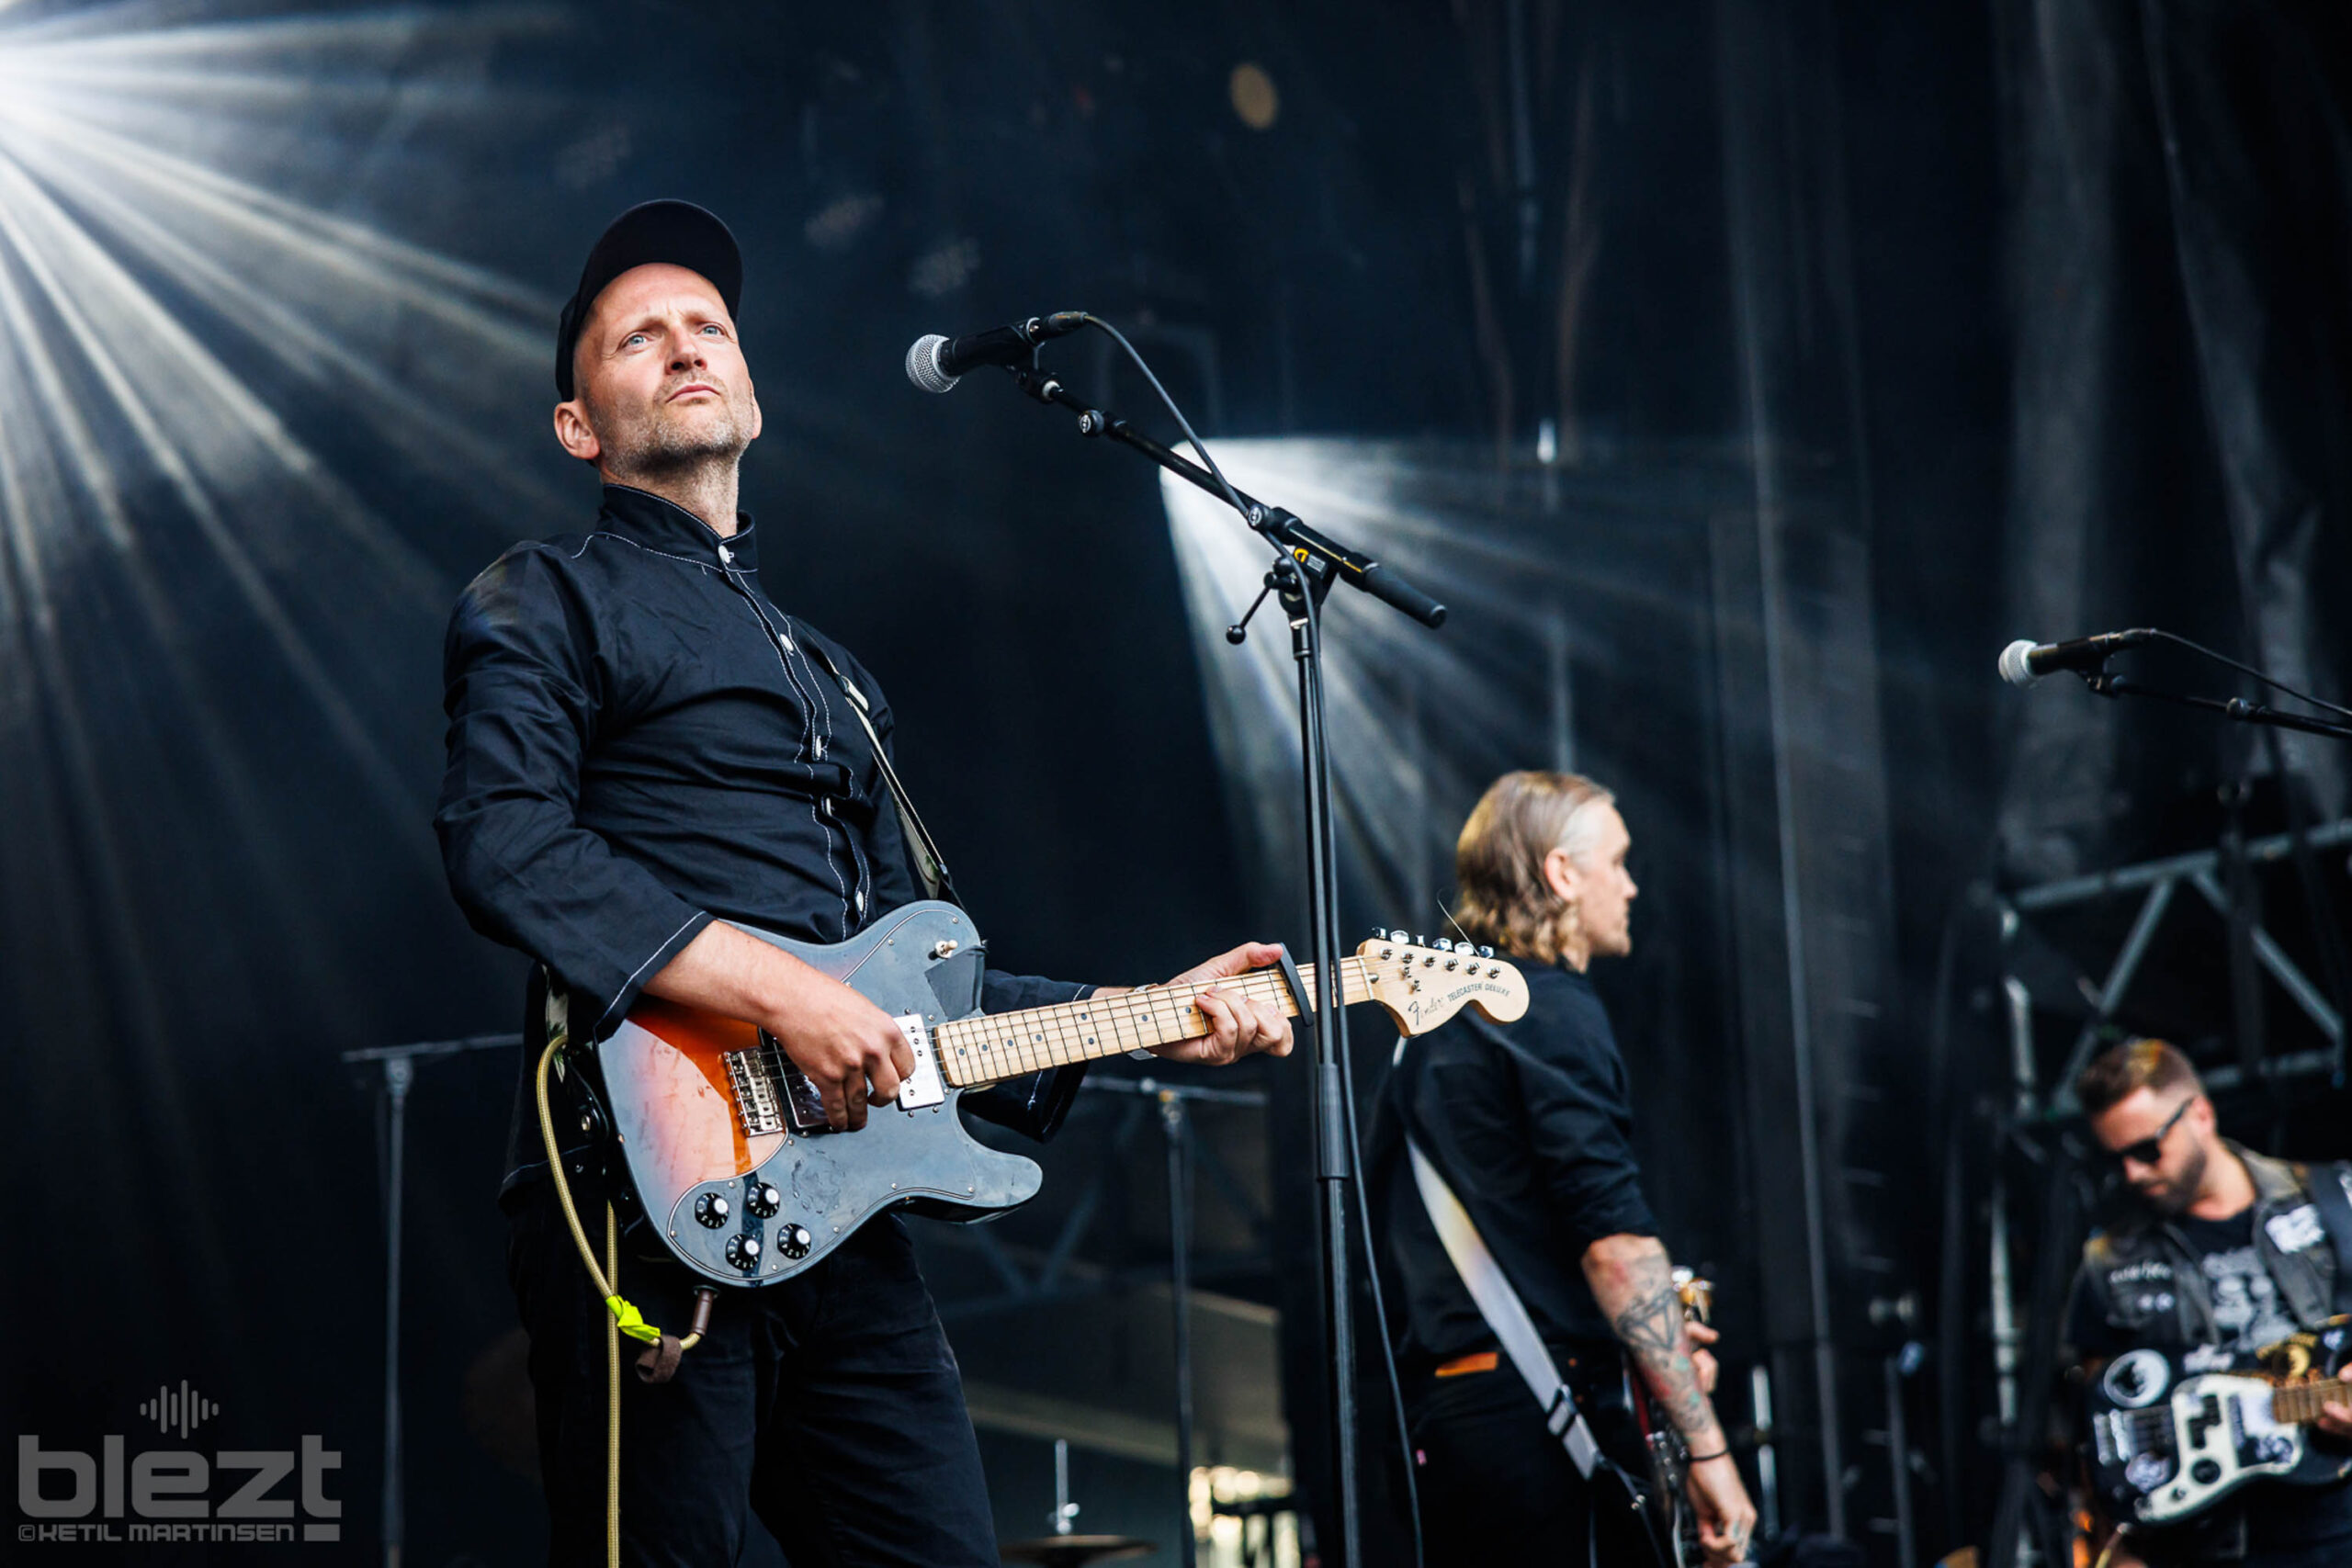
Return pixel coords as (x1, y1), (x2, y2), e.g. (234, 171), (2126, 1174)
(2085, 1325), (2352, 1527)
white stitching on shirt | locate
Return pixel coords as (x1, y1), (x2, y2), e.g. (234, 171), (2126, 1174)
(579, 532), (724, 572)
(552, 523), (860, 937)
(594, 910), (708, 1032)
(778, 615), (869, 921)
(717, 562), (852, 931)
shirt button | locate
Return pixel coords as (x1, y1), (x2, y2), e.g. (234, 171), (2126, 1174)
(718, 545), (733, 565)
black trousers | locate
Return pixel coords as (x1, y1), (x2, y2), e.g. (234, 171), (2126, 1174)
(508, 1179), (999, 1567)
(1406, 1367), (1653, 1568)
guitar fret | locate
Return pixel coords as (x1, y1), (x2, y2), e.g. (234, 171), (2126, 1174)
(740, 956), (1400, 1098)
(933, 956), (1375, 1089)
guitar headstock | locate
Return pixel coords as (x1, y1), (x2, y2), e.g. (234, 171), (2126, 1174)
(1357, 931), (1529, 1036)
(1672, 1266), (1714, 1327)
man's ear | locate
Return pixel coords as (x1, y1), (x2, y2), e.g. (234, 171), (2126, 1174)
(553, 399), (602, 464)
(745, 382), (763, 444)
(1541, 845), (1580, 906)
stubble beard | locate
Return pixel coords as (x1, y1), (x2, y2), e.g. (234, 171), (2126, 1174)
(594, 383), (752, 486)
(2137, 1141), (2208, 1217)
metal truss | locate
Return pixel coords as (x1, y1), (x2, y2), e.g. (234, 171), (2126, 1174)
(2002, 817), (2352, 1116)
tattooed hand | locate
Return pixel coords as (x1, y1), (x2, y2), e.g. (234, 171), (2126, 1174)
(1582, 1234), (1758, 1562)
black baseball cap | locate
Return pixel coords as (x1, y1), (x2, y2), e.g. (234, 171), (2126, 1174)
(554, 199), (743, 399)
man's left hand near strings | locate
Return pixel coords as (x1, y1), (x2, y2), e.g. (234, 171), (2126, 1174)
(2318, 1365), (2352, 1440)
(1128, 941), (1296, 1066)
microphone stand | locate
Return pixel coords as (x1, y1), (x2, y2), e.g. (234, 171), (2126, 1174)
(2082, 670), (2352, 741)
(1001, 357), (1444, 1567)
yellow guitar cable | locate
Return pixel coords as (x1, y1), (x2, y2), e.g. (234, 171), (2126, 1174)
(536, 1039), (708, 1567)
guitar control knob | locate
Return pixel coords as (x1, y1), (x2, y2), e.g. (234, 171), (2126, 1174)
(777, 1224), (813, 1260)
(695, 1192), (731, 1229)
(746, 1181), (781, 1218)
(725, 1234), (763, 1270)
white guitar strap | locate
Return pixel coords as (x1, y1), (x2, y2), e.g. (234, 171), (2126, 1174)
(1406, 1134), (1604, 1480)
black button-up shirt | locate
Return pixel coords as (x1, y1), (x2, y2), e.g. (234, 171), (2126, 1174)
(1369, 964), (1660, 1371)
(436, 484), (1089, 1195)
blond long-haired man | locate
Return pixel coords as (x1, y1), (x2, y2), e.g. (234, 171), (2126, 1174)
(1370, 771), (1758, 1565)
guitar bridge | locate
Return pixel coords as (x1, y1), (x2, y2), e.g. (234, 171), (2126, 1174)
(723, 1046), (786, 1136)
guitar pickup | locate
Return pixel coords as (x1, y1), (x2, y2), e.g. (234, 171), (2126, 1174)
(757, 1020), (944, 1132)
(893, 1014), (945, 1111)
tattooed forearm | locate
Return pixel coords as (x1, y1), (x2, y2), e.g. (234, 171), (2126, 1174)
(1583, 1233), (1723, 1448)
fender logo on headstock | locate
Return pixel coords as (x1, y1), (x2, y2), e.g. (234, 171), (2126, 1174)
(1362, 940), (1530, 1035)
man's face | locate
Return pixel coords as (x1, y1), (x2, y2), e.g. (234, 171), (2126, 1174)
(2088, 1086), (2212, 1215)
(1548, 802), (1639, 959)
(556, 262), (761, 477)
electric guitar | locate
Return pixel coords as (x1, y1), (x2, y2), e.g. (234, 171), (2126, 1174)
(2084, 1322), (2352, 1527)
(548, 904), (1529, 1288)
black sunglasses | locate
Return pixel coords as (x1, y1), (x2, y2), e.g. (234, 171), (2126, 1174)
(2109, 1096), (2195, 1168)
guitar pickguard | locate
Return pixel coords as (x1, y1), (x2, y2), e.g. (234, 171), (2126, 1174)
(2084, 1331), (2352, 1528)
(592, 903), (1044, 1288)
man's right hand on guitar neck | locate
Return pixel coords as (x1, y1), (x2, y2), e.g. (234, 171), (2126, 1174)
(646, 921), (915, 1131)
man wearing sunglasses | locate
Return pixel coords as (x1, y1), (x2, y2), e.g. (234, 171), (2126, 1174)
(2066, 1039), (2352, 1567)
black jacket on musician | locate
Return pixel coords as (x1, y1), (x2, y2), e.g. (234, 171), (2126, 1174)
(1370, 960), (1661, 1371)
(435, 483), (1091, 1204)
(1367, 959), (1665, 1566)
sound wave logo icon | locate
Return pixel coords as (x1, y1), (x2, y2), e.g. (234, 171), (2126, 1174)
(138, 1381), (218, 1438)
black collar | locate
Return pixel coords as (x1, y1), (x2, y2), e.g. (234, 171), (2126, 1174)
(598, 482), (758, 570)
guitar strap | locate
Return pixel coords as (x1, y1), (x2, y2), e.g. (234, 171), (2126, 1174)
(799, 640), (959, 908)
(1404, 1134), (1606, 1481)
(2303, 1159), (2352, 1316)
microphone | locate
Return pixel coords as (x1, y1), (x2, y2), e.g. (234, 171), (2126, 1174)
(1998, 628), (2155, 686)
(905, 311), (1088, 392)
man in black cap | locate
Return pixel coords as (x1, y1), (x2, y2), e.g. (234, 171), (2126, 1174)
(435, 201), (1295, 1565)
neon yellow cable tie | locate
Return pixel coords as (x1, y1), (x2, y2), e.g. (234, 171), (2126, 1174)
(604, 1295), (663, 1343)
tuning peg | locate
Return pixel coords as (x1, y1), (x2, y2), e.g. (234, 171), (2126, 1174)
(1479, 945), (1494, 958)
(1433, 938), (1453, 952)
(1414, 934), (1426, 948)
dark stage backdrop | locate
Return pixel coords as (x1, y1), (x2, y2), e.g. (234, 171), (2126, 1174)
(17, 3), (2341, 1567)
(0, 4), (1510, 1562)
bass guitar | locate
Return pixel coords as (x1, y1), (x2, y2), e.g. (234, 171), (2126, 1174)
(551, 905), (1528, 1288)
(2084, 1322), (2352, 1527)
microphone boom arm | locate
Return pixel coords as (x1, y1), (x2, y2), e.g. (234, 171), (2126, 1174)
(1001, 362), (1447, 628)
(2086, 672), (2352, 741)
